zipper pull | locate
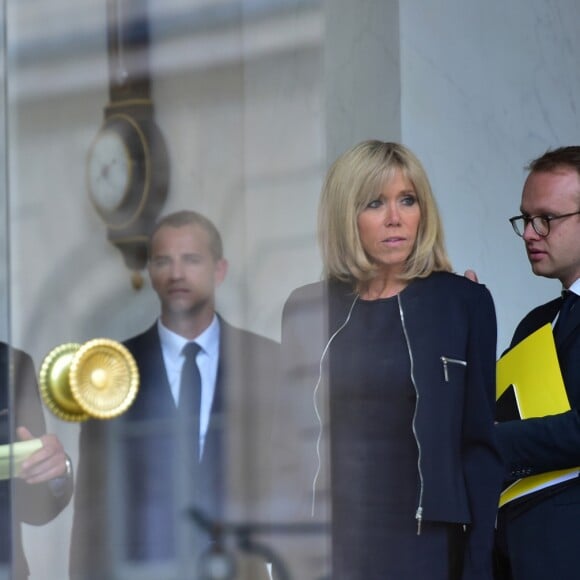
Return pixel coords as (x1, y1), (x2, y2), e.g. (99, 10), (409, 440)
(415, 506), (423, 535)
(441, 356), (449, 382)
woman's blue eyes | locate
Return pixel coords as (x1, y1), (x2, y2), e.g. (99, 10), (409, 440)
(366, 195), (416, 209)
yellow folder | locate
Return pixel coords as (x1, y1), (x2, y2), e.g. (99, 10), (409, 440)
(496, 323), (579, 507)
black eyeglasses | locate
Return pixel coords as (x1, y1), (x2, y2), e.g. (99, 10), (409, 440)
(509, 210), (580, 237)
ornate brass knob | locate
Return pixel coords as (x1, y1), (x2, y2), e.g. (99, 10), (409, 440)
(40, 338), (139, 421)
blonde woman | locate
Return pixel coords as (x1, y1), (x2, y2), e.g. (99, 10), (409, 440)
(275, 141), (502, 579)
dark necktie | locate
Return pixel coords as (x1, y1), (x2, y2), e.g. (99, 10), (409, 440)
(554, 290), (578, 344)
(180, 342), (202, 462)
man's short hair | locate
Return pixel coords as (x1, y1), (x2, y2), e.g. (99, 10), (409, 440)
(527, 146), (580, 174)
(149, 210), (223, 260)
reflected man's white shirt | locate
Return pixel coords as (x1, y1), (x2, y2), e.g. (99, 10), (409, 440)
(157, 315), (220, 458)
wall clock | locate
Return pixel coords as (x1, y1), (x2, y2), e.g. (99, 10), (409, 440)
(88, 0), (169, 289)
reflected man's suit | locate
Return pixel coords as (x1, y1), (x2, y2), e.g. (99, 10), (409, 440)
(70, 319), (278, 579)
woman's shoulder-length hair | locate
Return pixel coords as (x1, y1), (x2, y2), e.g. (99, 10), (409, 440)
(318, 140), (452, 285)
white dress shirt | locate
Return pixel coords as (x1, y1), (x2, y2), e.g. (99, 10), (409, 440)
(157, 316), (220, 457)
(566, 278), (580, 297)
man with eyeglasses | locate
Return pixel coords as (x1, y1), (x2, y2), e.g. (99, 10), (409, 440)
(494, 146), (580, 580)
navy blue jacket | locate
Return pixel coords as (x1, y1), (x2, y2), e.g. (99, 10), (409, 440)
(496, 294), (580, 478)
(493, 292), (580, 579)
(273, 272), (503, 580)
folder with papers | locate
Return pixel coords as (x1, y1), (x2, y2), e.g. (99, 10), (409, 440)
(496, 323), (579, 507)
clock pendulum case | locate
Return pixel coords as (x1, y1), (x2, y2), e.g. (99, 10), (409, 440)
(87, 0), (169, 289)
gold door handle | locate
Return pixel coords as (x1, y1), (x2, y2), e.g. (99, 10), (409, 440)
(39, 339), (139, 421)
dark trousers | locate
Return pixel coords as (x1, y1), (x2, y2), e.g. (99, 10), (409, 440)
(494, 480), (580, 580)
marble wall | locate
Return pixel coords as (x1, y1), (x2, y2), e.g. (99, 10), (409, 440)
(400, 0), (580, 349)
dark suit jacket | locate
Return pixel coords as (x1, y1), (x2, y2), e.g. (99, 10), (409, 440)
(70, 318), (279, 579)
(0, 343), (72, 579)
(494, 295), (580, 578)
(496, 296), (580, 477)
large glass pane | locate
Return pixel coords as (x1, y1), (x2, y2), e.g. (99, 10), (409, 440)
(6, 0), (325, 578)
(0, 1), (11, 576)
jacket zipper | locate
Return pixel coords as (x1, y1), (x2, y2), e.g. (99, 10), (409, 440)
(397, 294), (424, 535)
(440, 356), (467, 382)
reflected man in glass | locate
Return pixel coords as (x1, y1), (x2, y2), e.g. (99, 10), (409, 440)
(70, 210), (278, 579)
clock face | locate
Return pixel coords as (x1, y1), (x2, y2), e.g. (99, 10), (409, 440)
(86, 114), (154, 229)
(87, 129), (131, 212)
